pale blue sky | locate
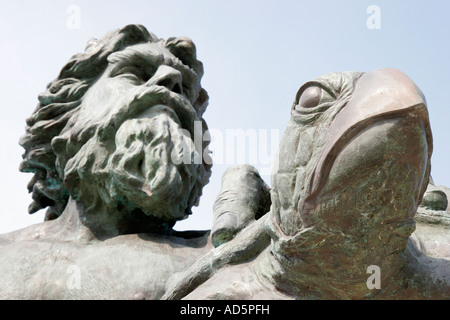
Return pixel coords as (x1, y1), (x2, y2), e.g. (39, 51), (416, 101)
(0, 0), (449, 233)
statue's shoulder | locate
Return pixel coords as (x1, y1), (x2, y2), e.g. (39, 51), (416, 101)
(102, 230), (212, 254)
(0, 222), (212, 257)
(0, 226), (213, 299)
(0, 221), (56, 245)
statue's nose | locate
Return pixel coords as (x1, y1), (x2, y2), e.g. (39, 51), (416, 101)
(147, 65), (183, 94)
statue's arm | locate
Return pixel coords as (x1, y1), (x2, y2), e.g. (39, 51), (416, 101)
(162, 164), (272, 300)
(162, 214), (270, 300)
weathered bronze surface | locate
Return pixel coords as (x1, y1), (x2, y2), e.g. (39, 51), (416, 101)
(1, 25), (213, 299)
(164, 69), (449, 300)
(1, 25), (448, 299)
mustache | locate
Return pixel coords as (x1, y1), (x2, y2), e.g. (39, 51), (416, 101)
(94, 85), (198, 144)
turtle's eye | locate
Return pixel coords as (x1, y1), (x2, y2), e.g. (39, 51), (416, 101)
(294, 84), (335, 111)
(291, 83), (336, 124)
(297, 86), (322, 109)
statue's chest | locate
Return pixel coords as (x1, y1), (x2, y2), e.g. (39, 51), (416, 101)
(0, 239), (206, 299)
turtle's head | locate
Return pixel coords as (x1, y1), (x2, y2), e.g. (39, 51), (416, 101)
(268, 69), (432, 285)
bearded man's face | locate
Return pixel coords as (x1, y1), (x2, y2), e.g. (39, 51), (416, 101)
(59, 42), (209, 222)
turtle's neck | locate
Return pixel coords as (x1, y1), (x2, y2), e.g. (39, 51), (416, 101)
(254, 233), (448, 299)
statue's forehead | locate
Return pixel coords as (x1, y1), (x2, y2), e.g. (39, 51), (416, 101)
(108, 42), (169, 66)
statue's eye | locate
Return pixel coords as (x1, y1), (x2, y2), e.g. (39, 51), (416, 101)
(293, 84), (335, 113)
(112, 66), (150, 83)
(292, 83), (336, 123)
(297, 86), (322, 109)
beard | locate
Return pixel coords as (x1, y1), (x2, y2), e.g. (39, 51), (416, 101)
(62, 104), (206, 223)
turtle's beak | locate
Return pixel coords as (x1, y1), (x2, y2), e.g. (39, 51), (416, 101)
(308, 68), (433, 206)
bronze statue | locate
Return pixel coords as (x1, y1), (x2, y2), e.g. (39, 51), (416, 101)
(164, 69), (450, 300)
(1, 24), (213, 299)
(1, 25), (448, 299)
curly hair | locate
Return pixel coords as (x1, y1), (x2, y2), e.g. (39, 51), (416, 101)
(19, 24), (210, 221)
